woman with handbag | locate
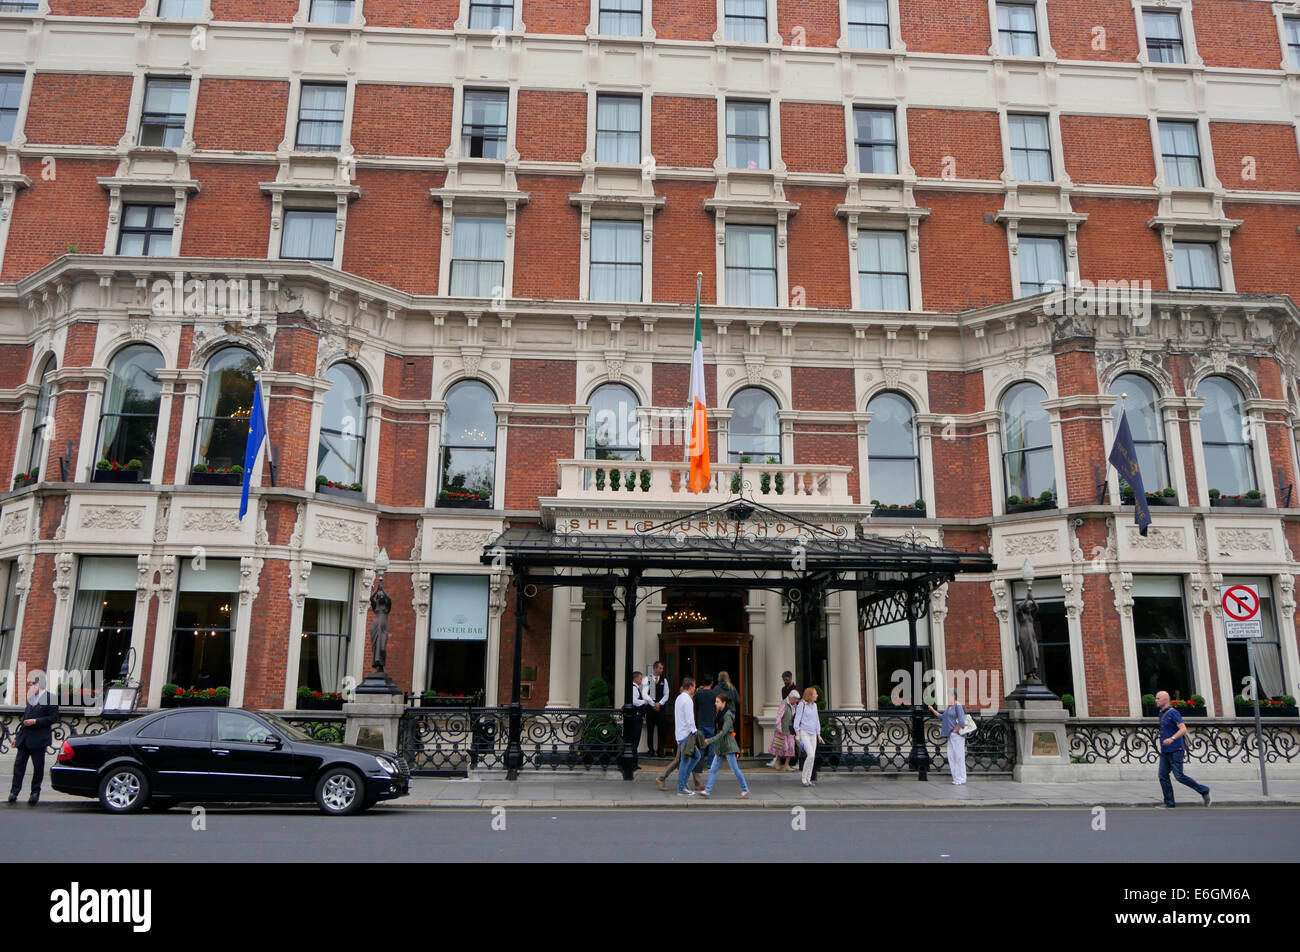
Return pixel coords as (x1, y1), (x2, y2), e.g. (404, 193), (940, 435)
(928, 695), (971, 785)
(767, 689), (800, 770)
(794, 687), (822, 787)
(699, 693), (749, 799)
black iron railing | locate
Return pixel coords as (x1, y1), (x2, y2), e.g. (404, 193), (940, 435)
(807, 710), (1016, 773)
(1067, 719), (1300, 765)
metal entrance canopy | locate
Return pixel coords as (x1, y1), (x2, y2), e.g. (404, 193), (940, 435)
(478, 496), (996, 779)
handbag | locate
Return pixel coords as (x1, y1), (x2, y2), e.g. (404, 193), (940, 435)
(959, 713), (977, 736)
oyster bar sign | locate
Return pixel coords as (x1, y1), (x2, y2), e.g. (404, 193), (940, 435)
(557, 516), (853, 537)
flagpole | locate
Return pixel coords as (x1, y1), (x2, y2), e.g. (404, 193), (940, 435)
(684, 271), (702, 465)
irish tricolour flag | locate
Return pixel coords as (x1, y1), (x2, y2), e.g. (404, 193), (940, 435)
(687, 272), (710, 493)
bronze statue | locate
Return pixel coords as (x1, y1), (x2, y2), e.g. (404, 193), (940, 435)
(369, 580), (392, 671)
(1015, 594), (1043, 683)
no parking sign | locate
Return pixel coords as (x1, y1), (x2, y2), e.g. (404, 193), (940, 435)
(1222, 584), (1262, 639)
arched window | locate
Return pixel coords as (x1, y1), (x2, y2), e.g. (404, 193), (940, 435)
(728, 387), (780, 462)
(26, 356), (55, 476)
(194, 347), (258, 475)
(1001, 381), (1055, 503)
(95, 345), (164, 480)
(317, 363), (367, 489)
(867, 391), (920, 506)
(1197, 376), (1256, 497)
(439, 380), (497, 507)
(1108, 373), (1170, 497)
(586, 383), (641, 461)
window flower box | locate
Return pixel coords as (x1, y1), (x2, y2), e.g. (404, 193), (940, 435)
(1209, 496), (1265, 508)
(418, 692), (482, 708)
(437, 490), (492, 509)
(11, 471), (37, 490)
(191, 465), (243, 487)
(1234, 696), (1297, 718)
(161, 686), (231, 707)
(1121, 494), (1178, 507)
(297, 693), (345, 711)
(1141, 696), (1206, 718)
(1006, 500), (1058, 514)
(93, 468), (145, 484)
(871, 505), (926, 518)
(316, 478), (363, 501)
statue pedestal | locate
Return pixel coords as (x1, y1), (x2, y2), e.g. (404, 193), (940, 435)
(1005, 697), (1074, 783)
(344, 672), (404, 752)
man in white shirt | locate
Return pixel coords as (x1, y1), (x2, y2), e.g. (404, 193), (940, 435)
(673, 677), (700, 796)
(644, 661), (669, 756)
(629, 671), (647, 755)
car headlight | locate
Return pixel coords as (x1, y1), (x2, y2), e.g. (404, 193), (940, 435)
(376, 756), (396, 775)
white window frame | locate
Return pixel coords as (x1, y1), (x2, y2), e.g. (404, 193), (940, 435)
(592, 90), (643, 166)
(1171, 239), (1223, 292)
(152, 0), (210, 18)
(578, 208), (655, 302)
(137, 75), (193, 151)
(1132, 0), (1203, 68)
(1000, 212), (1083, 299)
(1003, 111), (1056, 183)
(850, 103), (900, 176)
(457, 0), (524, 32)
(295, 0), (364, 25)
(1150, 115), (1216, 191)
(838, 0), (904, 52)
(292, 79), (351, 153)
(1272, 5), (1300, 71)
(722, 98), (773, 171)
(440, 205), (521, 299)
(1014, 234), (1066, 298)
(987, 0), (1055, 59)
(279, 208), (340, 264)
(1153, 222), (1236, 292)
(720, 220), (782, 308)
(264, 185), (353, 269)
(588, 0), (652, 38)
(854, 228), (911, 312)
(454, 84), (516, 162)
(714, 0), (778, 44)
(843, 211), (925, 312)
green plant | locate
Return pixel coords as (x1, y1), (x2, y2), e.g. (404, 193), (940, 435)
(766, 457), (777, 464)
(1190, 694), (1206, 707)
(1039, 489), (1054, 502)
(193, 463), (207, 473)
(1141, 692), (1157, 708)
(1060, 693), (1075, 709)
(585, 677), (612, 709)
(214, 686), (231, 700)
(730, 471), (741, 494)
(231, 464), (243, 475)
(639, 469), (650, 492)
(1209, 488), (1221, 498)
(760, 472), (771, 494)
(1161, 486), (1175, 497)
(66, 242), (79, 254)
(914, 499), (926, 510)
(870, 499), (880, 507)
(595, 468), (605, 490)
(740, 455), (752, 464)
(878, 694), (891, 708)
(316, 474), (329, 486)
(1245, 489), (1262, 499)
(96, 459), (112, 470)
(1234, 694), (1247, 706)
(1284, 695), (1297, 706)
(1007, 495), (1023, 506)
(126, 458), (143, 471)
(1070, 755), (1089, 764)
(477, 488), (491, 500)
(610, 468), (621, 491)
(162, 683), (179, 696)
(774, 471), (784, 494)
(297, 685), (314, 698)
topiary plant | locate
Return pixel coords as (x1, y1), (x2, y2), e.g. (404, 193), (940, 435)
(126, 458), (143, 471)
(1208, 488), (1221, 498)
(585, 677), (612, 709)
(1142, 693), (1157, 709)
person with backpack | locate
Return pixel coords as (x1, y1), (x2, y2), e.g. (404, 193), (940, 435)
(699, 692), (749, 799)
(1155, 690), (1210, 808)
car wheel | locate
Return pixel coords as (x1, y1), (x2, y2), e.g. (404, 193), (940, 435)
(98, 765), (149, 814)
(147, 798), (178, 812)
(315, 767), (364, 816)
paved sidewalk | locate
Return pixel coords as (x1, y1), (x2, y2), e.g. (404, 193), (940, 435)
(8, 764), (1300, 809)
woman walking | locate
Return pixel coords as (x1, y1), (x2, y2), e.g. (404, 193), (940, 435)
(767, 689), (800, 770)
(794, 687), (821, 787)
(928, 694), (968, 785)
(700, 693), (749, 799)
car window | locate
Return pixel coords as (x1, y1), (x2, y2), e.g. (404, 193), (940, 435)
(216, 712), (273, 744)
(136, 715), (170, 739)
(164, 711), (211, 741)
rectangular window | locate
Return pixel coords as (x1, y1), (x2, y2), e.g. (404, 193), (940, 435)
(846, 0), (890, 49)
(450, 215), (506, 298)
(139, 77), (190, 149)
(117, 205), (175, 256)
(170, 560), (239, 695)
(598, 0), (641, 35)
(874, 615), (931, 704)
(1223, 577), (1286, 703)
(298, 566), (352, 698)
(0, 563), (20, 703)
(68, 557), (137, 682)
(1158, 120), (1203, 187)
(996, 2), (1039, 56)
(1287, 18), (1300, 69)
(724, 224), (777, 307)
(425, 575), (489, 698)
(725, 0), (767, 42)
(462, 89), (508, 159)
(1011, 579), (1073, 702)
(1008, 113), (1052, 181)
(595, 94), (641, 164)
(296, 83), (346, 152)
(158, 0), (204, 15)
(0, 0), (42, 8)
(281, 210), (337, 263)
(857, 230), (909, 310)
(309, 0), (353, 23)
(853, 107), (897, 174)
(0, 72), (22, 143)
(1144, 10), (1185, 63)
(468, 0), (513, 29)
(1133, 575), (1194, 703)
(1173, 241), (1221, 291)
(726, 100), (770, 170)
(1018, 236), (1066, 296)
(590, 220), (642, 302)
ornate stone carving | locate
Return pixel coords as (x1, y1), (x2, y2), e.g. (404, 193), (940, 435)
(255, 497), (269, 547)
(1004, 531), (1058, 557)
(315, 516), (365, 545)
(1278, 573), (1296, 616)
(291, 559), (312, 609)
(412, 567), (431, 617)
(1061, 572), (1085, 620)
(1127, 526), (1185, 550)
(153, 494), (172, 544)
(136, 555), (152, 604)
(53, 552), (74, 602)
(290, 502), (306, 549)
(929, 582), (949, 627)
(1194, 518), (1208, 561)
(53, 503), (67, 542)
(1, 510), (27, 537)
(239, 555), (262, 606)
(80, 505), (146, 532)
(1110, 570), (1134, 618)
(156, 555), (177, 604)
(990, 579), (1010, 626)
(430, 529), (497, 551)
(1216, 529), (1272, 553)
(181, 508), (241, 533)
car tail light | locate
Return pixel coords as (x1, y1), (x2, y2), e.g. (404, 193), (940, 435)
(57, 741), (74, 762)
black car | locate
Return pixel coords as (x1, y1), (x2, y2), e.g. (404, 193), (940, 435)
(51, 708), (410, 815)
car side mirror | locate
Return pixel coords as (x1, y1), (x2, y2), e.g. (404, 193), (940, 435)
(264, 733), (283, 748)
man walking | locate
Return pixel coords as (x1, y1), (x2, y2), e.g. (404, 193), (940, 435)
(1155, 690), (1210, 808)
(9, 673), (58, 806)
(672, 677), (701, 796)
(644, 661), (669, 757)
(693, 674), (717, 773)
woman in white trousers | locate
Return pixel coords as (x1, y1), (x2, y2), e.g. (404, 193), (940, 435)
(793, 687), (821, 787)
(928, 697), (968, 785)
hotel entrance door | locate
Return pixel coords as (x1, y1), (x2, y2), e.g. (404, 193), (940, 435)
(661, 631), (753, 754)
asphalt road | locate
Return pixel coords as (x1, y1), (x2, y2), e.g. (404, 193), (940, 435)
(3, 804), (1297, 862)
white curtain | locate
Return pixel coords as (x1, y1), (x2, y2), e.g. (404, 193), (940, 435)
(99, 363), (128, 462)
(68, 588), (104, 673)
(1010, 115), (1051, 180)
(596, 97), (640, 164)
(858, 231), (909, 311)
(281, 211), (335, 261)
(313, 599), (347, 693)
(1175, 243), (1220, 290)
(590, 221), (641, 302)
(450, 217), (506, 297)
(1255, 642), (1285, 698)
(725, 225), (776, 306)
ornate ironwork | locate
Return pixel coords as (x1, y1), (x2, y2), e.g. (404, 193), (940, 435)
(0, 710), (143, 755)
(811, 711), (1016, 773)
(278, 714), (346, 744)
(1067, 720), (1300, 765)
(398, 707), (629, 774)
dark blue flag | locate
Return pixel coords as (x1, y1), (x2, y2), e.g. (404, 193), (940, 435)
(1108, 410), (1150, 536)
(239, 380), (267, 520)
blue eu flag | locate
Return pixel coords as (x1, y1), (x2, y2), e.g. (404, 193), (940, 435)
(1108, 411), (1150, 537)
(239, 380), (267, 520)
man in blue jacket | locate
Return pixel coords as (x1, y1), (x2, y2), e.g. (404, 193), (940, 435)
(1156, 690), (1210, 808)
(9, 673), (58, 806)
